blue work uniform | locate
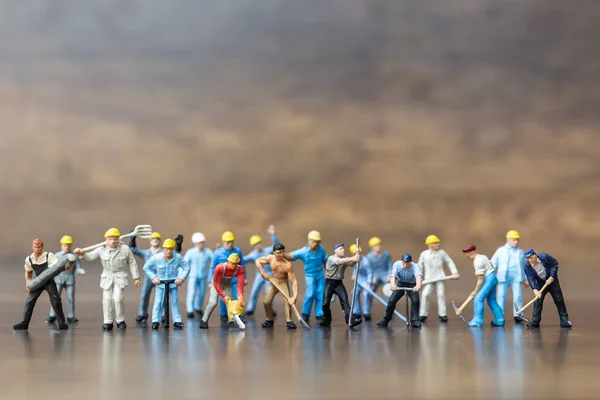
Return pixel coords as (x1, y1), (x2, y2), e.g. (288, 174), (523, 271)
(469, 254), (504, 327)
(184, 247), (214, 314)
(209, 246), (246, 317)
(363, 250), (393, 315)
(291, 245), (328, 318)
(491, 243), (526, 317)
(143, 253), (191, 323)
(244, 233), (279, 313)
(131, 247), (163, 318)
(351, 256), (373, 316)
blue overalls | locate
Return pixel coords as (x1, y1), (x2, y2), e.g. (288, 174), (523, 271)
(184, 247), (214, 314)
(351, 256), (373, 316)
(291, 245), (328, 318)
(131, 247), (163, 318)
(491, 243), (526, 318)
(364, 250), (393, 315)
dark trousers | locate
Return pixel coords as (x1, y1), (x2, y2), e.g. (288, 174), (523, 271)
(383, 282), (420, 323)
(531, 279), (569, 324)
(323, 279), (351, 323)
(23, 282), (66, 325)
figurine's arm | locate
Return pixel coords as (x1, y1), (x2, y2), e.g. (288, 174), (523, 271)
(414, 274), (423, 292)
(255, 256), (271, 280)
(212, 266), (228, 301)
(143, 259), (157, 281)
(178, 257), (191, 282)
(443, 251), (459, 277)
(470, 275), (484, 297)
(288, 266), (298, 303)
(126, 248), (141, 282)
(236, 267), (245, 300)
(81, 248), (101, 262)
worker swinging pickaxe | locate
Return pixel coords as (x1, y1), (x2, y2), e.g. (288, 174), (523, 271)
(513, 280), (552, 322)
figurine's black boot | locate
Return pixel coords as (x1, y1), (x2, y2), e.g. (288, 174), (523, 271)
(349, 315), (363, 328)
(262, 320), (275, 328)
(286, 321), (297, 330)
(199, 320), (209, 329)
(58, 322), (69, 330)
(318, 319), (331, 327)
(103, 323), (113, 331)
(301, 314), (310, 325)
(228, 321), (236, 329)
(46, 316), (56, 324)
(135, 314), (148, 323)
(439, 316), (448, 323)
(514, 316), (525, 323)
(194, 310), (203, 318)
(363, 314), (371, 321)
(220, 314), (228, 324)
(187, 312), (195, 319)
(527, 321), (540, 328)
(560, 320), (572, 328)
(116, 321), (127, 330)
(377, 319), (389, 327)
(67, 317), (78, 323)
(173, 322), (184, 330)
(419, 316), (427, 322)
(13, 322), (29, 330)
(151, 322), (160, 330)
(411, 321), (422, 328)
(490, 321), (505, 327)
(245, 310), (254, 316)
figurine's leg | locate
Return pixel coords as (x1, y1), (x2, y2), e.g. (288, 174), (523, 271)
(407, 289), (421, 323)
(223, 283), (234, 322)
(102, 288), (114, 324)
(548, 280), (569, 325)
(66, 284), (75, 320)
(496, 281), (508, 315)
(530, 291), (547, 325)
(302, 275), (315, 317)
(263, 283), (278, 321)
(45, 282), (66, 324)
(113, 285), (126, 324)
(511, 279), (523, 317)
(419, 283), (433, 318)
(315, 274), (326, 318)
(21, 290), (44, 325)
(195, 278), (207, 312)
(247, 276), (265, 313)
(186, 275), (197, 314)
(321, 280), (335, 324)
(335, 283), (351, 323)
(137, 275), (154, 318)
(152, 284), (165, 323)
(486, 282), (505, 325)
(352, 284), (362, 316)
(436, 282), (447, 318)
(170, 285), (182, 323)
(468, 277), (492, 327)
(201, 286), (219, 323)
(277, 279), (292, 323)
(49, 283), (64, 318)
(361, 287), (370, 316)
(381, 290), (403, 322)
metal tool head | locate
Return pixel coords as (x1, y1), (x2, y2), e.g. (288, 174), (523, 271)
(382, 283), (393, 297)
(233, 313), (246, 330)
(299, 318), (311, 330)
(513, 300), (528, 322)
(134, 224), (153, 239)
(452, 301), (467, 324)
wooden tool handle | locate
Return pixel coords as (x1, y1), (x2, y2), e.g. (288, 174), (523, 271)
(458, 294), (475, 313)
(269, 278), (302, 320)
(518, 280), (552, 313)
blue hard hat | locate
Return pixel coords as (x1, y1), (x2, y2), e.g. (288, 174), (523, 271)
(524, 249), (536, 258)
(401, 253), (412, 262)
(333, 243), (345, 251)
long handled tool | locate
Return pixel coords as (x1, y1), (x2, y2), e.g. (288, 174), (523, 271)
(357, 281), (407, 322)
(514, 280), (552, 322)
(452, 294), (475, 324)
(81, 225), (153, 252)
(382, 275), (455, 297)
(269, 278), (310, 330)
(396, 287), (413, 327)
(159, 279), (176, 329)
(348, 238), (361, 328)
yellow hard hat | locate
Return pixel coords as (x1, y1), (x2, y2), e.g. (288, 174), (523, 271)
(308, 230), (321, 241)
(150, 232), (162, 240)
(221, 231), (235, 242)
(162, 238), (176, 249)
(227, 300), (245, 320)
(227, 253), (240, 264)
(60, 235), (73, 245)
(349, 244), (362, 254)
(506, 230), (520, 239)
(249, 235), (262, 246)
(425, 235), (440, 245)
(104, 228), (121, 239)
(368, 237), (381, 248)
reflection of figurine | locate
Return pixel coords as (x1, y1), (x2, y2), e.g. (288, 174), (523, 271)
(377, 254), (422, 328)
(74, 228), (141, 331)
(418, 235), (459, 323)
(244, 225), (279, 316)
(14, 239), (72, 331)
(461, 244), (504, 327)
(48, 235), (86, 324)
(184, 232), (213, 319)
(364, 237), (393, 321)
(491, 230), (528, 323)
(200, 253), (245, 329)
(130, 232), (163, 323)
(284, 231), (328, 325)
(523, 249), (572, 328)
(255, 242), (299, 329)
(349, 244), (372, 320)
(143, 239), (191, 330)
(209, 232), (247, 323)
(320, 244), (362, 327)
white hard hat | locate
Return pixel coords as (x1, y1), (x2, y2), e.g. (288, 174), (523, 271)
(191, 232), (206, 244)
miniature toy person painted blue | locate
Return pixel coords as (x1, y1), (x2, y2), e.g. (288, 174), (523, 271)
(143, 239), (191, 330)
(243, 225), (279, 315)
(462, 244), (504, 327)
(130, 232), (164, 322)
(348, 244), (373, 319)
(184, 232), (214, 318)
(363, 236), (393, 320)
(523, 249), (572, 328)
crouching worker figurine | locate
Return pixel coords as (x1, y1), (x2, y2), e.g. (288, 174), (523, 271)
(143, 238), (191, 330)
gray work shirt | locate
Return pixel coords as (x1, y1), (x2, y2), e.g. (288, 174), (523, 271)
(325, 255), (356, 280)
(390, 261), (423, 284)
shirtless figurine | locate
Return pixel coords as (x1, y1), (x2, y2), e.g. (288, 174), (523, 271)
(255, 242), (299, 330)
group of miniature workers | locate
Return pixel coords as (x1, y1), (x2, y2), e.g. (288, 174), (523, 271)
(12, 226), (572, 331)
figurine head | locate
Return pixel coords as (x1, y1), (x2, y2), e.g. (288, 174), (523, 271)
(524, 248), (537, 264)
(227, 253), (240, 269)
(506, 230), (520, 248)
(104, 228), (120, 249)
(32, 239), (43, 256)
(333, 243), (345, 257)
(462, 244), (477, 260)
(221, 231), (235, 250)
(250, 235), (263, 252)
(273, 242), (286, 260)
(192, 232), (206, 250)
(401, 253), (412, 268)
(149, 232), (162, 248)
(369, 237), (382, 253)
(60, 235), (73, 253)
(307, 231), (321, 250)
(162, 238), (175, 259)
(425, 235), (440, 251)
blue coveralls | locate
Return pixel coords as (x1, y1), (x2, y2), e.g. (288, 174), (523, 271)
(351, 256), (373, 316)
(491, 243), (526, 318)
(184, 247), (214, 314)
(143, 253), (191, 323)
(209, 246), (246, 317)
(363, 250), (393, 315)
(131, 247), (163, 318)
(291, 245), (328, 318)
(243, 233), (279, 313)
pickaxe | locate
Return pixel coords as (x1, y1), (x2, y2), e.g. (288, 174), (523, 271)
(452, 294), (475, 324)
(514, 280), (552, 322)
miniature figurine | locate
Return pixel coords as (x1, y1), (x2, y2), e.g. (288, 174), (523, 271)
(320, 244), (362, 327)
(523, 249), (572, 328)
(130, 231), (164, 322)
(418, 235), (459, 323)
(209, 231), (247, 323)
(74, 228), (141, 331)
(143, 238), (191, 330)
(13, 239), (72, 330)
(364, 236), (393, 321)
(491, 230), (528, 323)
(349, 244), (372, 321)
(377, 254), (423, 328)
(461, 244), (504, 327)
(47, 235), (86, 324)
(243, 225), (279, 316)
(184, 232), (214, 319)
(199, 253), (246, 329)
(284, 231), (328, 325)
(255, 242), (299, 329)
